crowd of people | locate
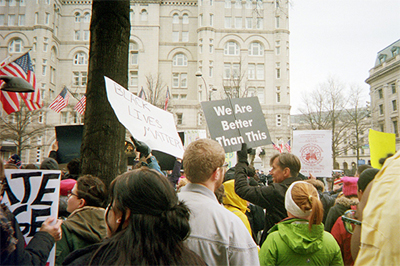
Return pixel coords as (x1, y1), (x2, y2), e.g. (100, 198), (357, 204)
(1, 137), (399, 265)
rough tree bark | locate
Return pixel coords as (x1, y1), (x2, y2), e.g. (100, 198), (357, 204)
(80, 0), (130, 186)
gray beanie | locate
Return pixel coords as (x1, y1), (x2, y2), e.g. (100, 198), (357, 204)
(40, 158), (59, 170)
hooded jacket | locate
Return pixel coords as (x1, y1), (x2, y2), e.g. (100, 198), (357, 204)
(324, 196), (358, 232)
(55, 206), (106, 265)
(259, 218), (343, 266)
(222, 179), (252, 235)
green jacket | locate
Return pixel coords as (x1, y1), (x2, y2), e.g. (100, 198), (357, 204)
(259, 218), (343, 266)
(55, 206), (106, 265)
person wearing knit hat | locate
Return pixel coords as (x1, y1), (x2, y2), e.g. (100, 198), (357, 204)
(324, 176), (359, 233)
(7, 154), (21, 169)
(357, 168), (379, 200)
(40, 158), (59, 170)
(259, 181), (343, 266)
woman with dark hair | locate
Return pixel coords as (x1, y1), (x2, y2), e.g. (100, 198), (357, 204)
(259, 181), (343, 266)
(63, 168), (205, 266)
(55, 175), (107, 265)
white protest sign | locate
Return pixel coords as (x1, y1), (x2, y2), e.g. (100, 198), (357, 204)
(105, 76), (184, 158)
(292, 130), (333, 177)
(2, 169), (62, 266)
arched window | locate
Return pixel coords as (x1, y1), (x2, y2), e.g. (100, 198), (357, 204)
(140, 9), (148, 21)
(224, 41), (240, 55)
(73, 52), (88, 65)
(83, 12), (90, 23)
(183, 14), (189, 24)
(8, 38), (23, 53)
(74, 12), (81, 22)
(173, 53), (187, 66)
(51, 47), (57, 62)
(173, 13), (179, 24)
(249, 42), (263, 56)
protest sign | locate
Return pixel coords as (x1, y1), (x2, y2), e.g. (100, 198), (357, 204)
(368, 129), (396, 169)
(201, 97), (271, 153)
(292, 130), (332, 177)
(105, 77), (184, 158)
(55, 125), (83, 164)
(2, 169), (62, 266)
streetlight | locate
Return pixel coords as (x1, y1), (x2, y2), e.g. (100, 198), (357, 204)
(0, 76), (34, 92)
(195, 71), (217, 101)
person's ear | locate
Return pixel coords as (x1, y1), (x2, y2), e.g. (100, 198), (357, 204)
(283, 167), (290, 177)
(78, 198), (86, 208)
(122, 209), (131, 229)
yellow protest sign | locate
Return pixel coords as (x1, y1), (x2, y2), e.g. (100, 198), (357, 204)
(368, 129), (396, 168)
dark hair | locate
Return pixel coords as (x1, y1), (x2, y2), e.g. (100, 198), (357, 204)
(76, 175), (107, 208)
(356, 164), (372, 176)
(67, 158), (81, 175)
(378, 153), (394, 166)
(270, 153), (301, 177)
(357, 168), (379, 192)
(92, 168), (205, 266)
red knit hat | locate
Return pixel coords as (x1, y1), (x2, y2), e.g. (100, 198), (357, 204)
(60, 179), (77, 196)
(341, 176), (359, 196)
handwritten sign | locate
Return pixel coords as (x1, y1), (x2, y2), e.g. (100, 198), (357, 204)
(292, 130), (332, 177)
(105, 77), (184, 158)
(201, 97), (271, 152)
(2, 169), (61, 266)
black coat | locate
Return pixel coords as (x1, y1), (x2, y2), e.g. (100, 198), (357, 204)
(234, 162), (302, 245)
(1, 204), (55, 266)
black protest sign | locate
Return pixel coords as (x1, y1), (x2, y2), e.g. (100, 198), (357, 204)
(201, 97), (271, 153)
(55, 125), (83, 164)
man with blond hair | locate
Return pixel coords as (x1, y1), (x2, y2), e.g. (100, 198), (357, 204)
(178, 139), (259, 266)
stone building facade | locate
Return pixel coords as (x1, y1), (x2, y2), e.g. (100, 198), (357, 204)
(0, 0), (291, 168)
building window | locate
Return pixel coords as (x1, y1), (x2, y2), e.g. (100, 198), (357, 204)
(8, 39), (23, 53)
(224, 41), (239, 55)
(75, 30), (81, 40)
(210, 0), (213, 5)
(75, 12), (81, 23)
(45, 12), (50, 25)
(9, 0), (16, 6)
(393, 120), (398, 137)
(140, 10), (148, 21)
(61, 112), (69, 124)
(276, 114), (282, 126)
(257, 88), (264, 103)
(0, 15), (4, 25)
(84, 12), (90, 22)
(275, 16), (280, 28)
(256, 64), (264, 80)
(42, 59), (47, 76)
(378, 54), (386, 64)
(379, 104), (384, 115)
(176, 113), (183, 125)
(256, 18), (263, 29)
(248, 64), (255, 80)
(392, 100), (397, 111)
(199, 14), (203, 26)
(275, 40), (280, 55)
(248, 64), (264, 80)
(210, 14), (214, 26)
(35, 12), (39, 24)
(276, 92), (281, 103)
(225, 0), (231, 8)
(378, 88), (383, 99)
(50, 67), (56, 83)
(172, 73), (180, 88)
(246, 0), (252, 9)
(173, 53), (188, 66)
(225, 17), (232, 28)
(172, 73), (187, 88)
(391, 83), (396, 94)
(8, 14), (15, 26)
(173, 13), (179, 24)
(235, 0), (242, 8)
(18, 14), (25, 26)
(74, 52), (88, 65)
(182, 31), (189, 42)
(246, 17), (252, 28)
(276, 62), (281, 79)
(172, 31), (179, 42)
(130, 49), (138, 65)
(38, 112), (44, 124)
(84, 30), (90, 41)
(235, 17), (242, 28)
(129, 71), (138, 86)
(73, 72), (87, 86)
(249, 42), (263, 56)
(183, 14), (189, 24)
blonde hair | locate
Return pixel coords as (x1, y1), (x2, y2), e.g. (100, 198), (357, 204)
(183, 139), (225, 183)
(291, 182), (323, 230)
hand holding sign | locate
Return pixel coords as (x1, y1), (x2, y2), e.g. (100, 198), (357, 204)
(131, 136), (151, 158)
(41, 217), (63, 241)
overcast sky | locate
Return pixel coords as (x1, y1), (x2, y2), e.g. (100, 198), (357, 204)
(289, 0), (400, 114)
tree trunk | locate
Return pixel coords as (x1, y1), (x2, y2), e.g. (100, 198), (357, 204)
(80, 0), (130, 186)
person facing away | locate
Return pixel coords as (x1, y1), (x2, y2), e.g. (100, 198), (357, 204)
(234, 143), (303, 245)
(178, 139), (260, 266)
(56, 175), (107, 265)
(63, 168), (206, 266)
(259, 181), (344, 266)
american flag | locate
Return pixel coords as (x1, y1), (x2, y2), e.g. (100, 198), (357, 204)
(0, 52), (41, 115)
(138, 87), (147, 100)
(164, 87), (170, 111)
(272, 141), (283, 153)
(284, 140), (291, 153)
(49, 87), (69, 113)
(74, 95), (86, 115)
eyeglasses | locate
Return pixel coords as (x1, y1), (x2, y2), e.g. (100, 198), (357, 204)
(67, 190), (79, 198)
(341, 209), (361, 234)
(221, 162), (229, 168)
